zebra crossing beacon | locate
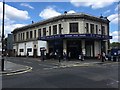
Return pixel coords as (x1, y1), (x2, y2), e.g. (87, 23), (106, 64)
(12, 12), (112, 60)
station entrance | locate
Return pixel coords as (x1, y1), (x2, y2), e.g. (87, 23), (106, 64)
(67, 40), (82, 59)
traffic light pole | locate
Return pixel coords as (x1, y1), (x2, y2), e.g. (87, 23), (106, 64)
(1, 1), (5, 71)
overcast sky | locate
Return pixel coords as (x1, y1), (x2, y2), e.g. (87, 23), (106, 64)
(0, 0), (119, 43)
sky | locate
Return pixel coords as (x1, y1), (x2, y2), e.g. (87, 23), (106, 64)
(0, 0), (119, 43)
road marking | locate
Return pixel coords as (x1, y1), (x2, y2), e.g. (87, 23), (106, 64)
(23, 61), (32, 64)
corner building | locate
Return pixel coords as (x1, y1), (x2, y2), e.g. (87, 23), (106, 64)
(12, 13), (112, 59)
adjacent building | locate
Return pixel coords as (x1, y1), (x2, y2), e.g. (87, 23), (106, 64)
(12, 13), (112, 59)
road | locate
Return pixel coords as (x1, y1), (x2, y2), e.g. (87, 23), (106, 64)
(2, 57), (119, 88)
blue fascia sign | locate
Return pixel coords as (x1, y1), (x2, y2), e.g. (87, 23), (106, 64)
(39, 34), (112, 40)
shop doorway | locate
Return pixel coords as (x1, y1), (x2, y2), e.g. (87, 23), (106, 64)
(67, 40), (82, 59)
(33, 49), (37, 58)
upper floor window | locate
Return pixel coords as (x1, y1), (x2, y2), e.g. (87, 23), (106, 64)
(101, 26), (105, 35)
(49, 26), (51, 35)
(38, 29), (41, 37)
(59, 24), (62, 34)
(14, 35), (16, 42)
(18, 33), (20, 41)
(30, 31), (33, 39)
(43, 28), (46, 36)
(23, 33), (24, 40)
(34, 30), (36, 38)
(21, 33), (22, 40)
(96, 25), (98, 34)
(86, 23), (89, 33)
(53, 25), (57, 35)
(70, 23), (78, 33)
(90, 24), (94, 34)
(26, 32), (29, 39)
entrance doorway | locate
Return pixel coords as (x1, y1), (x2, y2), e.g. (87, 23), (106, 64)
(67, 40), (82, 59)
(33, 49), (37, 58)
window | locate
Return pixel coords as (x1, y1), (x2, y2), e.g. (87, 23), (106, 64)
(101, 26), (105, 35)
(14, 35), (16, 42)
(18, 34), (20, 41)
(59, 24), (62, 34)
(86, 23), (89, 33)
(90, 24), (94, 34)
(70, 23), (78, 33)
(53, 25), (57, 35)
(43, 28), (46, 36)
(96, 25), (98, 34)
(30, 31), (33, 39)
(20, 49), (24, 52)
(26, 32), (29, 39)
(34, 30), (36, 38)
(49, 26), (51, 35)
(27, 48), (32, 52)
(23, 33), (24, 40)
(38, 29), (41, 37)
(21, 33), (22, 40)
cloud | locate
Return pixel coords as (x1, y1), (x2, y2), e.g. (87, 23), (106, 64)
(104, 10), (111, 15)
(0, 2), (30, 21)
(67, 10), (76, 13)
(39, 7), (61, 19)
(20, 3), (34, 9)
(0, 23), (26, 37)
(70, 0), (119, 9)
(108, 13), (118, 24)
(110, 30), (120, 42)
(0, 2), (29, 37)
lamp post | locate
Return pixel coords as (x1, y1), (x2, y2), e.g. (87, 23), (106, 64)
(1, 0), (5, 71)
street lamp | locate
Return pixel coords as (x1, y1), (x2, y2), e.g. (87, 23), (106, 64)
(1, 0), (5, 71)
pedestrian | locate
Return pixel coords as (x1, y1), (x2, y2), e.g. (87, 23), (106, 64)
(102, 52), (106, 62)
(81, 52), (84, 61)
(54, 52), (57, 59)
(63, 52), (67, 61)
(107, 52), (111, 61)
(27, 51), (29, 57)
(68, 52), (71, 61)
(58, 54), (61, 62)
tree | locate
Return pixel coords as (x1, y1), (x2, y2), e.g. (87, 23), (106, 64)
(110, 42), (120, 49)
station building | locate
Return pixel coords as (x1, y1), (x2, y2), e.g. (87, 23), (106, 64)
(12, 13), (112, 59)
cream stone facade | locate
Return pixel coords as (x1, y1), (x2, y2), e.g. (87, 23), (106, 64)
(12, 13), (112, 59)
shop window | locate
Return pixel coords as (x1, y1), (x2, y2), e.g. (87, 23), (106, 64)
(53, 25), (57, 35)
(20, 49), (24, 52)
(70, 23), (78, 33)
(27, 48), (32, 52)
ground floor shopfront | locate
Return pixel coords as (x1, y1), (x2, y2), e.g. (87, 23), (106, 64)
(40, 34), (112, 59)
(13, 34), (111, 59)
(47, 39), (107, 59)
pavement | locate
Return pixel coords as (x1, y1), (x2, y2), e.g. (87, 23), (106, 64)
(0, 60), (32, 76)
(0, 57), (119, 76)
